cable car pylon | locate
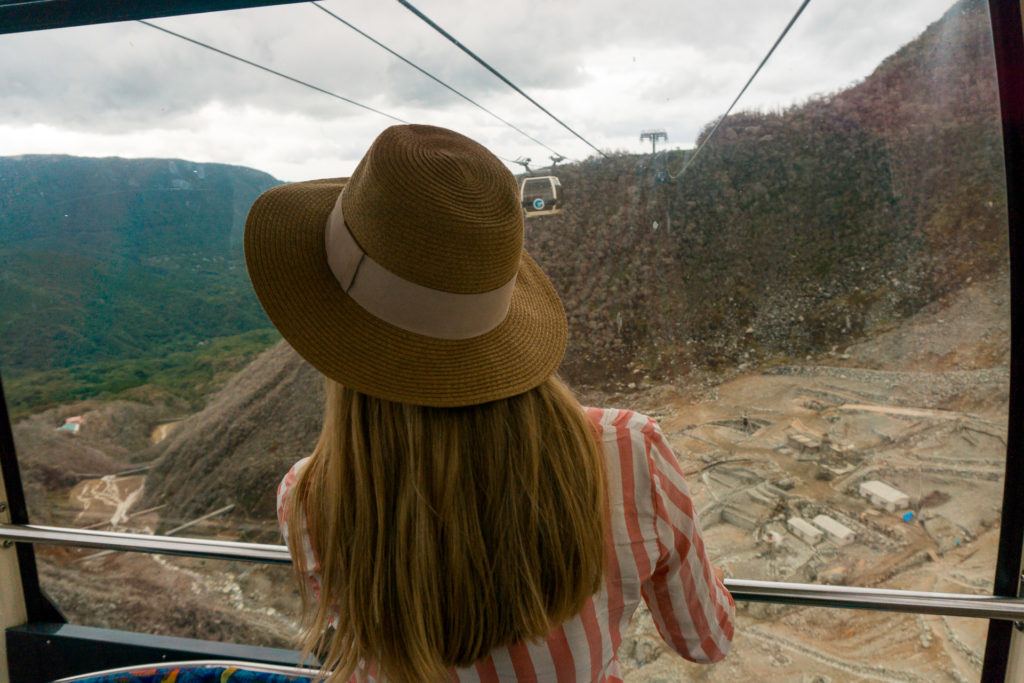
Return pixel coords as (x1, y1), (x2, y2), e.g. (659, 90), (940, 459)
(640, 129), (667, 154)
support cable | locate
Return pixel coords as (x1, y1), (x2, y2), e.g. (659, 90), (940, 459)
(395, 0), (608, 159)
(312, 1), (568, 161)
(137, 19), (409, 124)
(668, 0), (812, 179)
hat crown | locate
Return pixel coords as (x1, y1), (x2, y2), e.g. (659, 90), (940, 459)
(341, 125), (524, 294)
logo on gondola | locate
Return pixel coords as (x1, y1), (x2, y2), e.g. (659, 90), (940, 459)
(532, 198), (545, 210)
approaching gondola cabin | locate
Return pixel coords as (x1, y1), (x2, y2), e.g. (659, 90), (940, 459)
(520, 176), (563, 217)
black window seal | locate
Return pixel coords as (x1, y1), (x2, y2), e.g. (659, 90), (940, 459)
(982, 0), (1024, 677)
(0, 377), (63, 623)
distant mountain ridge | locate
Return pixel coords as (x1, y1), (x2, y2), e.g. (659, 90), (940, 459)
(0, 155), (281, 379)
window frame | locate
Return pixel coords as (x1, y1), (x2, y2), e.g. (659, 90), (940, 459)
(1, 1), (1023, 681)
(981, 0), (1024, 680)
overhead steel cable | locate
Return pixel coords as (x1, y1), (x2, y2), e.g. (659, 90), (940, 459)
(311, 1), (569, 161)
(395, 0), (608, 159)
(669, 0), (812, 179)
(137, 19), (409, 124)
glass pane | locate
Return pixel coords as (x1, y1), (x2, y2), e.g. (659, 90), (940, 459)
(649, 0), (1008, 597)
(37, 547), (300, 649)
(38, 548), (989, 682)
(619, 607), (985, 681)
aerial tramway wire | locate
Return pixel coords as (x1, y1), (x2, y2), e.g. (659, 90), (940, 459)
(137, 19), (409, 124)
(311, 2), (569, 161)
(668, 0), (812, 179)
(395, 0), (609, 159)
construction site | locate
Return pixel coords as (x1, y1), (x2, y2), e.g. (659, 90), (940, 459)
(606, 274), (1009, 681)
(666, 368), (1003, 590)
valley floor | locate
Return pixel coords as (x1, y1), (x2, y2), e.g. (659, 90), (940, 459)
(24, 274), (1011, 682)
(30, 357), (1003, 682)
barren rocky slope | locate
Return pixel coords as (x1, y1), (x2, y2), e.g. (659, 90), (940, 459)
(14, 398), (177, 523)
(142, 341), (323, 525)
(522, 0), (1003, 384)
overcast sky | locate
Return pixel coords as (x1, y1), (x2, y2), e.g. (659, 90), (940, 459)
(0, 0), (956, 181)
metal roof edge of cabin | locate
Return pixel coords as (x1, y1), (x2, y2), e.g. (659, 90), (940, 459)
(0, 0), (310, 36)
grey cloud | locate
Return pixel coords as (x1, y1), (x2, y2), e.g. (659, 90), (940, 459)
(0, 0), (956, 175)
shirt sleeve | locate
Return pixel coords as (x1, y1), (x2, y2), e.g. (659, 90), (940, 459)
(638, 417), (735, 663)
(277, 456), (323, 601)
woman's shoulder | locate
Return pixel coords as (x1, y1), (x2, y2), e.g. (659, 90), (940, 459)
(277, 455), (313, 527)
(582, 406), (664, 439)
(581, 406), (673, 471)
(279, 455), (313, 491)
(583, 406), (694, 538)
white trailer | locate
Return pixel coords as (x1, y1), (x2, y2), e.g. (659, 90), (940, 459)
(787, 517), (823, 544)
(859, 480), (910, 512)
(813, 514), (856, 545)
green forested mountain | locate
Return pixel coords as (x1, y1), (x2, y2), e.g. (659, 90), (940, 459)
(0, 155), (281, 413)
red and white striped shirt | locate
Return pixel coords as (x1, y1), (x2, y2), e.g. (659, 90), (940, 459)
(277, 407), (735, 681)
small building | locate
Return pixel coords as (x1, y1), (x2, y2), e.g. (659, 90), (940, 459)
(822, 434), (854, 456)
(788, 432), (821, 452)
(830, 442), (854, 456)
(821, 462), (855, 478)
(787, 517), (823, 545)
(859, 480), (910, 512)
(813, 514), (856, 546)
(722, 505), (759, 531)
(57, 415), (84, 435)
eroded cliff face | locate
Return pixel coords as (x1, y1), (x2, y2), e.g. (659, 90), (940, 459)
(143, 341), (323, 524)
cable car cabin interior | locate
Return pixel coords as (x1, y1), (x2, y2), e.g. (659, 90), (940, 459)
(2, 0), (1024, 681)
(521, 176), (562, 217)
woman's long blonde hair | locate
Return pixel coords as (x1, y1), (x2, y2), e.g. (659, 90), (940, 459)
(286, 374), (608, 682)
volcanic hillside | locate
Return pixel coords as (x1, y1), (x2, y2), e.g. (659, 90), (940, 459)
(143, 0), (1009, 524)
(525, 0), (1004, 383)
(16, 397), (175, 524)
(144, 341), (324, 526)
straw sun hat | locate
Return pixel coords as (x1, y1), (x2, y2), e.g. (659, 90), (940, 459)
(244, 124), (568, 407)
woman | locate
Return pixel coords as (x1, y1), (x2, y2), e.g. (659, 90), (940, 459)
(245, 124), (734, 682)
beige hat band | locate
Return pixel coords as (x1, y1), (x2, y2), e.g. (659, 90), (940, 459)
(324, 193), (517, 340)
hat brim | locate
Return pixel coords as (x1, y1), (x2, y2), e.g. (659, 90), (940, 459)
(244, 178), (568, 407)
